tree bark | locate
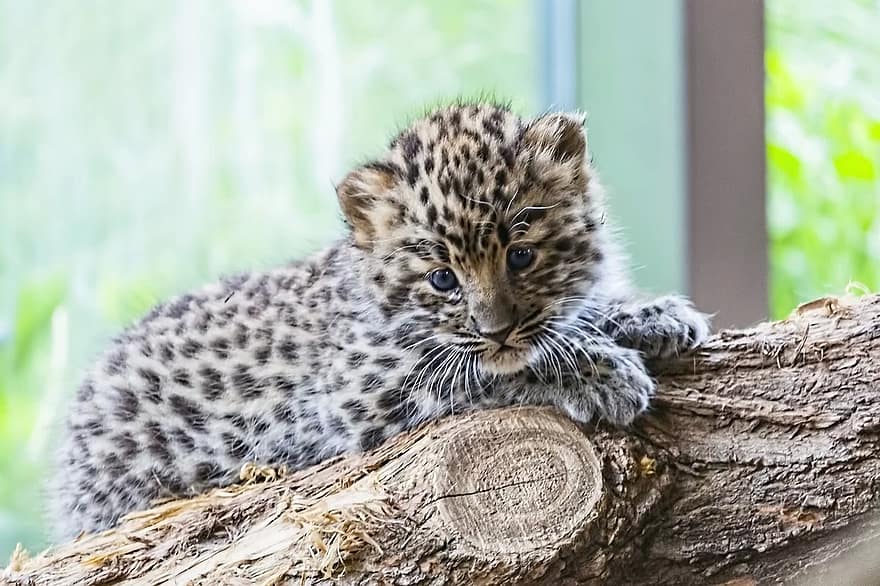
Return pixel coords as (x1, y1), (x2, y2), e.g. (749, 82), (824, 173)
(4, 294), (880, 586)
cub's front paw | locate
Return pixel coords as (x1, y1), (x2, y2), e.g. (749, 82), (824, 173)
(563, 347), (655, 426)
(596, 347), (655, 425)
(609, 295), (711, 360)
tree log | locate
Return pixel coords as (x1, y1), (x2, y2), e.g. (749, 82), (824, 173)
(4, 294), (880, 585)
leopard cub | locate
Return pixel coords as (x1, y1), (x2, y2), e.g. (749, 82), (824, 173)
(52, 102), (709, 539)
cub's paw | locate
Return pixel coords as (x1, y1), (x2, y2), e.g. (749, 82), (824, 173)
(563, 347), (655, 426)
(608, 295), (711, 360)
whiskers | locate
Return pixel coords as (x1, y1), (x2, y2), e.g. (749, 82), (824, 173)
(399, 332), (486, 421)
(397, 293), (623, 418)
(518, 296), (623, 383)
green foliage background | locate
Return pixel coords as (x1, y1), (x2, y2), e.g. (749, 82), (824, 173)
(1, 0), (878, 560)
(766, 0), (880, 316)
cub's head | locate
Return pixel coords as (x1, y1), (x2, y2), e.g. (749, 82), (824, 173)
(337, 102), (612, 376)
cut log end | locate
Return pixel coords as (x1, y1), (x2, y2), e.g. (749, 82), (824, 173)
(429, 409), (602, 555)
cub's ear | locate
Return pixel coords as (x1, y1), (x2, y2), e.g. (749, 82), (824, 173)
(522, 112), (588, 164)
(336, 162), (401, 249)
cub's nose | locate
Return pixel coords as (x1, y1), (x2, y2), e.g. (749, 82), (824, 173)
(477, 322), (516, 345)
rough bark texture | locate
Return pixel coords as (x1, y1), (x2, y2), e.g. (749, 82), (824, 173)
(4, 294), (880, 585)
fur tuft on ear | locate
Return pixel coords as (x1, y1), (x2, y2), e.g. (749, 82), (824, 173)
(335, 161), (401, 248)
(523, 112), (588, 163)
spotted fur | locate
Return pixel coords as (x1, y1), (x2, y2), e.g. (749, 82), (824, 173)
(51, 102), (709, 539)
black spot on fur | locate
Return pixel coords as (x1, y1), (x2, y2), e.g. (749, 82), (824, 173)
(222, 432), (250, 460)
(302, 417), (324, 436)
(283, 308), (299, 328)
(276, 336), (298, 362)
(170, 368), (192, 388)
(115, 431), (139, 458)
(171, 427), (195, 451)
(194, 313), (213, 334)
(399, 132), (423, 159)
(377, 388), (413, 424)
(554, 238), (574, 253)
(405, 162), (419, 187)
(113, 387), (140, 422)
(426, 204), (438, 227)
(360, 427), (385, 449)
(80, 417), (105, 436)
(105, 349), (127, 376)
(496, 223), (510, 247)
(250, 416), (271, 435)
(160, 342), (175, 362)
(375, 355), (400, 370)
(225, 413), (247, 430)
(499, 145), (515, 168)
(253, 344), (271, 365)
(194, 461), (223, 483)
(328, 415), (349, 437)
(232, 364), (265, 399)
(273, 376), (297, 398)
(145, 422), (172, 465)
(138, 367), (163, 403)
(342, 399), (369, 423)
(254, 326), (273, 342)
(199, 366), (225, 400)
(234, 325), (250, 349)
(210, 337), (230, 359)
(104, 453), (125, 477)
(361, 373), (384, 394)
(180, 339), (203, 359)
(169, 394), (206, 431)
(272, 402), (297, 424)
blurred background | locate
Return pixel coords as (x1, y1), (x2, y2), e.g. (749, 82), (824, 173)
(0, 0), (878, 557)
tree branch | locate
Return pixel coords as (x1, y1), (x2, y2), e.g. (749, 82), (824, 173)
(5, 294), (880, 585)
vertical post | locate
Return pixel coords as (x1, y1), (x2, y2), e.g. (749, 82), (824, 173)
(549, 0), (767, 327)
(686, 1), (767, 327)
(537, 0), (579, 111)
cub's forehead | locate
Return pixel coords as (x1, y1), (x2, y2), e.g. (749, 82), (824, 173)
(383, 104), (578, 238)
(387, 103), (524, 191)
(393, 103), (523, 152)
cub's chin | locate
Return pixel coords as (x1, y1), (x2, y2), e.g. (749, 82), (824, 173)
(479, 345), (532, 376)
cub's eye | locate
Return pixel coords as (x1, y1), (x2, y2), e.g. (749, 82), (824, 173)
(428, 268), (459, 291)
(507, 246), (535, 271)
